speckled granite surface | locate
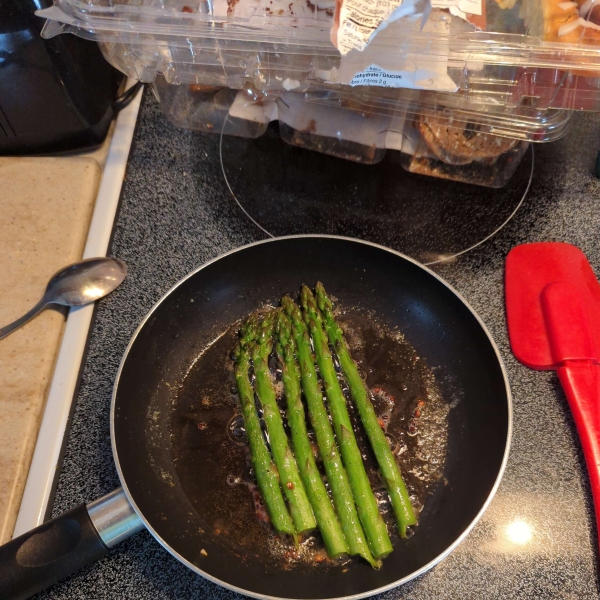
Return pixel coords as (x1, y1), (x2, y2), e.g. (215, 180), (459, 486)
(0, 157), (100, 544)
(37, 92), (600, 599)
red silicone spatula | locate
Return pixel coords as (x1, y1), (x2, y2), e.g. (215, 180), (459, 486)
(506, 242), (600, 548)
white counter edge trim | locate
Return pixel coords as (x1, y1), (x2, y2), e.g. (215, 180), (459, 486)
(12, 84), (142, 538)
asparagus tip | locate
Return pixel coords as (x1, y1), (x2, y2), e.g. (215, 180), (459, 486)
(315, 282), (333, 313)
(276, 311), (292, 341)
(300, 285), (312, 308)
(239, 312), (260, 346)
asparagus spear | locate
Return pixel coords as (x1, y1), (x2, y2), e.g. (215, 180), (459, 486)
(233, 341), (296, 537)
(301, 286), (393, 560)
(315, 282), (417, 537)
(276, 311), (349, 559)
(282, 296), (380, 568)
(251, 311), (316, 534)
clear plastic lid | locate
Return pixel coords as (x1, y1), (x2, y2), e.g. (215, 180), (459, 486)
(38, 0), (600, 79)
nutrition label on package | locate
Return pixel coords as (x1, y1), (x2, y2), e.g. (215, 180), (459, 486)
(349, 65), (405, 86)
(333, 0), (483, 54)
(334, 0), (407, 54)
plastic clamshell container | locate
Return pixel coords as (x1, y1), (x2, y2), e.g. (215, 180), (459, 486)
(275, 91), (533, 185)
(36, 0), (600, 110)
(153, 75), (572, 142)
(153, 78), (556, 185)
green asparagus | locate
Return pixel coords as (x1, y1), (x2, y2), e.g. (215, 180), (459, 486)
(315, 282), (417, 537)
(282, 296), (380, 568)
(276, 311), (349, 558)
(301, 286), (393, 560)
(233, 341), (296, 537)
(251, 311), (316, 534)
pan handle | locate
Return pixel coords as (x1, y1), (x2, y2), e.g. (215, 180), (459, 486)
(0, 488), (143, 600)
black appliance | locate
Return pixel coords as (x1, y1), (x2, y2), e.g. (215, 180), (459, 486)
(0, 0), (125, 155)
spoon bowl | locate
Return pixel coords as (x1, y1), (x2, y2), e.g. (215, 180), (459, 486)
(0, 257), (127, 340)
(47, 258), (127, 306)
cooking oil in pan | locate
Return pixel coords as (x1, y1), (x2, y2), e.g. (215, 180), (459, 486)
(171, 311), (449, 568)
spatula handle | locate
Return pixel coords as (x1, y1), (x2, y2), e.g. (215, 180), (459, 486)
(557, 363), (600, 546)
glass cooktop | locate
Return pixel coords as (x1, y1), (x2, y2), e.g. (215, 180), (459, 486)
(220, 123), (533, 265)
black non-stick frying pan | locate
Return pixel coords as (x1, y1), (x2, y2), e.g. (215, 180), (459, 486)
(0, 236), (511, 600)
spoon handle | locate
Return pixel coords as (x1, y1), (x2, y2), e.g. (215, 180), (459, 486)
(0, 299), (48, 341)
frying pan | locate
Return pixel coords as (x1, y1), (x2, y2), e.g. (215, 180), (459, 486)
(0, 236), (511, 600)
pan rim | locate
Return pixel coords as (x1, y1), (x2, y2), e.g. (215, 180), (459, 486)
(110, 234), (513, 600)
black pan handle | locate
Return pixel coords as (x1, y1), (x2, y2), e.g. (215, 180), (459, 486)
(0, 504), (107, 600)
(0, 488), (143, 600)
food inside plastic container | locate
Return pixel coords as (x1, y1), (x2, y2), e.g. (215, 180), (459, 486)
(537, 0), (600, 44)
(416, 117), (520, 165)
(277, 93), (393, 163)
(150, 77), (554, 185)
(250, 90), (533, 185)
(517, 0), (600, 75)
(399, 116), (530, 187)
(153, 79), (274, 137)
(277, 103), (530, 186)
(278, 123), (388, 164)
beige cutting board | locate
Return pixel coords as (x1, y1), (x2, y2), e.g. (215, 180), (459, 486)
(0, 157), (100, 543)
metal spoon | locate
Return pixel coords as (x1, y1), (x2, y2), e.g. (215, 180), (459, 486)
(0, 257), (127, 341)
